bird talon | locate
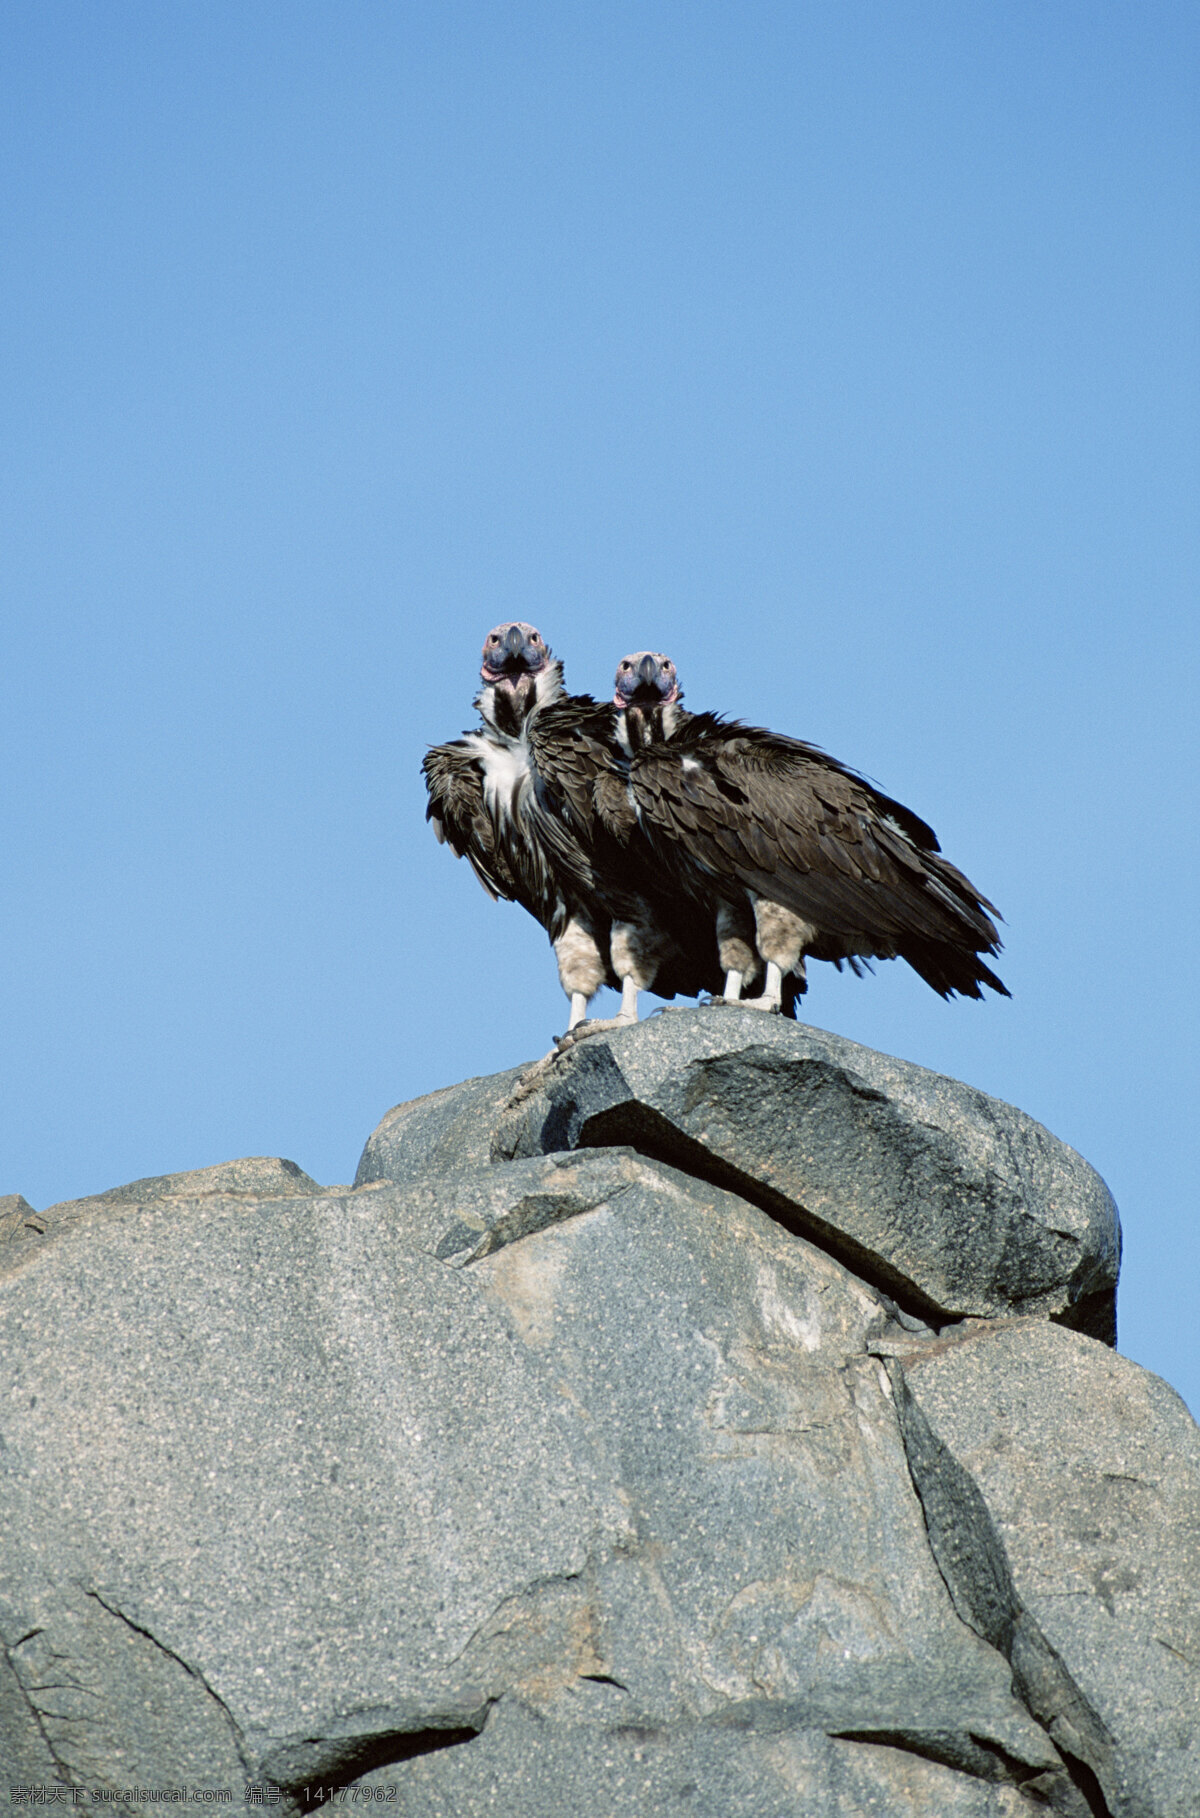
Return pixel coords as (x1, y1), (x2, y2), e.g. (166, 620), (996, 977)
(504, 1048), (566, 1106)
(556, 1014), (629, 1049)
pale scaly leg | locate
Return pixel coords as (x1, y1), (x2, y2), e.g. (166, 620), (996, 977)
(616, 976), (639, 1025)
(737, 898), (813, 1013)
(557, 973), (640, 1048)
(555, 918), (605, 1038)
(555, 917), (654, 1043)
(738, 960), (784, 1012)
(711, 898), (757, 1007)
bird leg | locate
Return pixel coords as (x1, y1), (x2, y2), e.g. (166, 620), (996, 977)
(708, 903), (760, 1006)
(558, 973), (641, 1048)
(555, 917), (606, 1036)
(557, 920), (657, 1047)
(608, 917), (669, 1024)
(732, 899), (816, 1012)
(738, 960), (785, 1012)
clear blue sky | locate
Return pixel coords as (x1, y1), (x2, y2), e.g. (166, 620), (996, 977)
(2, 3), (1197, 1410)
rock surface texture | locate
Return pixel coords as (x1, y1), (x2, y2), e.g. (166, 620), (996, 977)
(0, 1009), (1193, 1816)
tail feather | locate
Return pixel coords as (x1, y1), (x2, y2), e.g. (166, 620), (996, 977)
(900, 938), (1010, 1000)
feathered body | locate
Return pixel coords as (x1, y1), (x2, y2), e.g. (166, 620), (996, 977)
(424, 627), (721, 1030)
(604, 653), (1007, 1009)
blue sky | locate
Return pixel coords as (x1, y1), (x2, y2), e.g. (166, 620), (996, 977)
(2, 3), (1197, 1410)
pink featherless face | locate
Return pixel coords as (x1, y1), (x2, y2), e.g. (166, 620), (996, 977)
(614, 651), (680, 707)
(480, 622), (550, 689)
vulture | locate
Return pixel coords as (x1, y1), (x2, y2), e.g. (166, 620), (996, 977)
(423, 625), (721, 1033)
(600, 650), (1009, 1013)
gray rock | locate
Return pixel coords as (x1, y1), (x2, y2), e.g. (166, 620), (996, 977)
(357, 1062), (529, 1184)
(883, 1319), (1200, 1818)
(3, 1592), (247, 1788)
(0, 1644), (62, 1781)
(3, 1019), (1185, 1815)
(0, 1155), (325, 1273)
(354, 1144), (655, 1268)
(0, 1150), (1077, 1808)
(0, 1172), (622, 1789)
(352, 1698), (1046, 1815)
(0, 1195), (43, 1244)
(357, 1009), (1120, 1341)
(43, 1152), (325, 1213)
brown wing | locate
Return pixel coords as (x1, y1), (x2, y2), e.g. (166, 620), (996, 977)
(630, 717), (1006, 996)
(422, 740), (520, 902)
(528, 696), (622, 840)
(533, 697), (724, 998)
(592, 767), (638, 841)
(525, 694), (651, 914)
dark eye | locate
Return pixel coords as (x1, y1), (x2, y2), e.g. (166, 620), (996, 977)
(621, 660), (632, 670)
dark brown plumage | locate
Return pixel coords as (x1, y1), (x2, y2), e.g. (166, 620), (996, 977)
(604, 651), (1008, 1011)
(424, 626), (720, 1033)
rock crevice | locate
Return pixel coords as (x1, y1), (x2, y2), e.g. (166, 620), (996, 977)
(362, 1013), (1120, 1341)
(882, 1355), (1116, 1817)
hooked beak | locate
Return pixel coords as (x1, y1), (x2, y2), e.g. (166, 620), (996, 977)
(481, 622), (548, 684)
(614, 651), (679, 707)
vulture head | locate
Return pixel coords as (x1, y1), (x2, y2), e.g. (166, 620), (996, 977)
(614, 651), (681, 707)
(478, 622), (562, 727)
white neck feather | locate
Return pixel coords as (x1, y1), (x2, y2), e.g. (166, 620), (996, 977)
(475, 658), (565, 732)
(533, 659), (566, 707)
